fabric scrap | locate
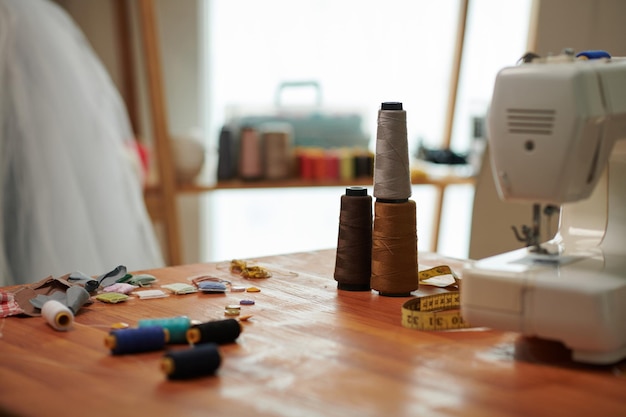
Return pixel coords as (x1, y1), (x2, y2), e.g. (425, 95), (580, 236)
(95, 293), (130, 304)
(102, 283), (137, 294)
(0, 291), (24, 317)
(161, 283), (198, 295)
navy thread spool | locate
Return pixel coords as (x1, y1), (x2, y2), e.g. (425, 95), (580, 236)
(161, 343), (222, 379)
(186, 318), (242, 345)
(334, 186), (372, 291)
(161, 343), (222, 380)
(105, 326), (169, 355)
(138, 316), (191, 344)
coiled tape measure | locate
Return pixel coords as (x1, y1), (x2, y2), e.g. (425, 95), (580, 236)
(401, 265), (471, 331)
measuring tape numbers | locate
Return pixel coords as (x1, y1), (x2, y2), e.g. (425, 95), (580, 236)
(401, 265), (471, 331)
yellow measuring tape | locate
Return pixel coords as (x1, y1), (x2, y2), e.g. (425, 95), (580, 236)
(401, 265), (471, 331)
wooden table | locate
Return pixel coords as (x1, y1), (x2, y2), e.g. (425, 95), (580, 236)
(1, 249), (625, 417)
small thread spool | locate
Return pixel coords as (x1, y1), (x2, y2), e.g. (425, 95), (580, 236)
(338, 149), (354, 181)
(41, 300), (74, 331)
(105, 326), (170, 355)
(354, 151), (373, 178)
(186, 318), (242, 345)
(371, 200), (418, 296)
(161, 343), (222, 380)
(239, 126), (263, 180)
(138, 316), (190, 344)
(262, 123), (293, 180)
(217, 126), (238, 180)
(334, 186), (372, 291)
(373, 102), (411, 200)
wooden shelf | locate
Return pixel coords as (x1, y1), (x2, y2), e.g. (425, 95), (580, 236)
(145, 174), (474, 197)
(143, 173), (475, 258)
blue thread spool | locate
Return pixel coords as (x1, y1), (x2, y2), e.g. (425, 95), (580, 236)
(105, 326), (169, 355)
(161, 343), (222, 380)
(138, 316), (190, 344)
(186, 318), (242, 345)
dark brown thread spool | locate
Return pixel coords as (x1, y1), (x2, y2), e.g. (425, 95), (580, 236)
(371, 200), (418, 296)
(334, 186), (372, 291)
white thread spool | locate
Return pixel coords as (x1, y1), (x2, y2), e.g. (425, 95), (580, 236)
(373, 102), (411, 201)
(42, 300), (74, 331)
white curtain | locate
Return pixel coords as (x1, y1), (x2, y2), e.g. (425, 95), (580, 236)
(0, 0), (164, 285)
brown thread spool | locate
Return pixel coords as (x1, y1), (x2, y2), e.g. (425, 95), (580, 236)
(371, 200), (418, 296)
(334, 186), (372, 291)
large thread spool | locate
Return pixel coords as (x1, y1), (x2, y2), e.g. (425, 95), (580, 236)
(161, 343), (222, 380)
(41, 300), (74, 331)
(186, 318), (242, 345)
(371, 102), (418, 296)
(105, 326), (169, 355)
(371, 200), (418, 296)
(373, 102), (411, 200)
(334, 186), (372, 291)
(138, 316), (190, 344)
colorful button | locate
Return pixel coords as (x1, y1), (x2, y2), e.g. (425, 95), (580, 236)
(224, 304), (241, 316)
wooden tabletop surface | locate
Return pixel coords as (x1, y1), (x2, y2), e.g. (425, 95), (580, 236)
(1, 249), (625, 417)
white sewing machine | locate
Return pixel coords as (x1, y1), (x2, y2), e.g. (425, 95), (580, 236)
(461, 50), (626, 364)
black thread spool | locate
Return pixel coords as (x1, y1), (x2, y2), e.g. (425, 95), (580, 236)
(186, 318), (242, 345)
(161, 343), (222, 380)
(334, 186), (373, 291)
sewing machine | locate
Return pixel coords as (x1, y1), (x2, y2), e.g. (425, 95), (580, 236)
(461, 50), (626, 364)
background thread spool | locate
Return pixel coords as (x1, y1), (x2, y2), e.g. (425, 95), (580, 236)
(373, 102), (411, 201)
(161, 343), (222, 380)
(371, 200), (418, 296)
(186, 319), (242, 345)
(262, 126), (292, 180)
(334, 186), (372, 291)
(217, 126), (238, 180)
(41, 300), (74, 331)
(238, 126), (263, 180)
(138, 316), (190, 344)
(106, 326), (169, 355)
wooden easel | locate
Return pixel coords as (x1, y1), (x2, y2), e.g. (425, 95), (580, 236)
(115, 0), (182, 266)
